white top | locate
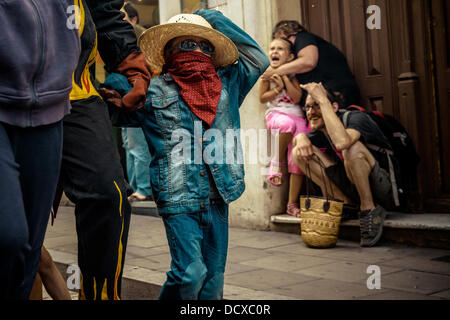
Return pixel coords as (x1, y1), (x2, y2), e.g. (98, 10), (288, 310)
(265, 81), (304, 118)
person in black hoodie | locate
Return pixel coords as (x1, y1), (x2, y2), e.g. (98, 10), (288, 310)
(0, 0), (150, 300)
(262, 20), (360, 107)
(0, 0), (80, 300)
(56, 0), (150, 300)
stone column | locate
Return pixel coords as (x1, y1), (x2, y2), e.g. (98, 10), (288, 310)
(273, 0), (303, 24)
(224, 0), (290, 230)
(159, 0), (182, 23)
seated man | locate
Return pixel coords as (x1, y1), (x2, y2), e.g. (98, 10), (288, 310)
(293, 82), (399, 247)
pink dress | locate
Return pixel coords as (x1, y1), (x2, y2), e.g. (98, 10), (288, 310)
(265, 87), (309, 175)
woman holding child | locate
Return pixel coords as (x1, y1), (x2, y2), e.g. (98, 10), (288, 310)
(261, 20), (360, 217)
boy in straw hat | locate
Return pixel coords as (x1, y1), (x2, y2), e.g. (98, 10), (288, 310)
(101, 9), (269, 300)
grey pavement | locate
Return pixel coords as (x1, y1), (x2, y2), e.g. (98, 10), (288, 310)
(43, 206), (450, 300)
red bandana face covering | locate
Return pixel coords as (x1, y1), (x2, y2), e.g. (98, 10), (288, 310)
(163, 51), (222, 127)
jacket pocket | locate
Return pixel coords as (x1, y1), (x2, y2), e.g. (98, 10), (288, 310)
(215, 202), (229, 224)
(151, 94), (181, 132)
(150, 157), (170, 204)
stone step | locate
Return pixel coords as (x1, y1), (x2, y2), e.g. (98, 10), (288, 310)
(132, 202), (450, 249)
(270, 213), (450, 249)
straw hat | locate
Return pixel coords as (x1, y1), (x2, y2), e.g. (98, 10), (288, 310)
(139, 14), (239, 72)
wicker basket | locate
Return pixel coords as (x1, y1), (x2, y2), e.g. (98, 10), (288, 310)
(300, 196), (344, 249)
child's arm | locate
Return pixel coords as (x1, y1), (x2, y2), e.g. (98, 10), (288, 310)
(259, 76), (283, 104)
(283, 75), (303, 104)
(260, 80), (275, 104)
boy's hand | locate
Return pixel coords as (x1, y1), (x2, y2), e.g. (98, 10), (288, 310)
(115, 52), (151, 111)
(99, 88), (123, 108)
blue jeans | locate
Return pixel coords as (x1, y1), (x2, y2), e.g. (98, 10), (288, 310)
(122, 127), (152, 196)
(159, 199), (229, 300)
(0, 121), (63, 299)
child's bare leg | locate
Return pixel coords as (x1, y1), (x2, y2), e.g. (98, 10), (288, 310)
(38, 246), (72, 300)
(288, 173), (304, 205)
(270, 133), (293, 185)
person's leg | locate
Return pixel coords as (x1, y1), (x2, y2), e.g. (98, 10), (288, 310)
(288, 173), (304, 205)
(342, 142), (387, 247)
(122, 128), (135, 190)
(159, 213), (207, 300)
(61, 97), (131, 300)
(127, 128), (152, 198)
(293, 145), (352, 203)
(266, 112), (297, 186)
(342, 142), (376, 211)
(11, 122), (63, 299)
(199, 199), (229, 300)
(285, 116), (309, 215)
(29, 273), (43, 300)
(276, 133), (293, 164)
(0, 123), (29, 299)
(269, 133), (293, 185)
(38, 246), (71, 300)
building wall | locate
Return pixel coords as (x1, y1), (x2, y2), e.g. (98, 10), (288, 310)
(133, 4), (159, 27)
(158, 0), (304, 230)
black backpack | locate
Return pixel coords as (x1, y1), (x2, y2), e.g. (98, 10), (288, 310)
(343, 105), (420, 209)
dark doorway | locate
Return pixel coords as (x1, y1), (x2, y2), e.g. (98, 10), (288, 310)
(299, 0), (450, 212)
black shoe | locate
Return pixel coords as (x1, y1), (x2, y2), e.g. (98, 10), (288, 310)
(359, 206), (387, 247)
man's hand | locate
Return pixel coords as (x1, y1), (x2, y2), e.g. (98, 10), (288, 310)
(105, 52), (150, 111)
(293, 133), (314, 163)
(261, 66), (277, 81)
(300, 82), (328, 104)
(270, 74), (284, 90)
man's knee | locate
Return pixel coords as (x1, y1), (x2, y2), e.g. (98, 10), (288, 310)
(292, 145), (334, 172)
(343, 143), (374, 168)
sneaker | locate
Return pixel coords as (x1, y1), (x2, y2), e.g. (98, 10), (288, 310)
(359, 206), (387, 247)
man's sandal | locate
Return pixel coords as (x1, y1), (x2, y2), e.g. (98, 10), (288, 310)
(268, 161), (285, 187)
(287, 203), (301, 217)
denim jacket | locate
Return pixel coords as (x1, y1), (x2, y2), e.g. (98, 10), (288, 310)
(106, 9), (269, 215)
